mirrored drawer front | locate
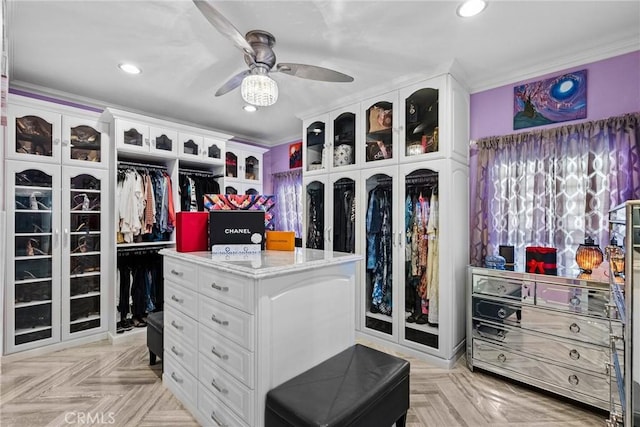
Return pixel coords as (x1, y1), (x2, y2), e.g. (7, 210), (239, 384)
(472, 275), (533, 303)
(164, 258), (197, 291)
(165, 327), (198, 376)
(165, 281), (198, 317)
(165, 306), (198, 349)
(473, 298), (609, 346)
(199, 296), (254, 351)
(198, 267), (255, 314)
(473, 321), (608, 374)
(164, 352), (198, 404)
(199, 323), (255, 388)
(198, 383), (250, 427)
(473, 340), (609, 402)
(199, 354), (254, 425)
(536, 283), (609, 318)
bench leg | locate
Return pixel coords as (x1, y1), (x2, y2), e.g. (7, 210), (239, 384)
(150, 351), (157, 366)
(395, 412), (407, 427)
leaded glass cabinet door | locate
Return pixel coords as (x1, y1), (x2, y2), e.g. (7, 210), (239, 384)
(5, 162), (61, 353)
(361, 166), (399, 341)
(399, 167), (440, 350)
(331, 110), (357, 170)
(245, 155), (260, 181)
(61, 115), (109, 169)
(8, 105), (61, 164)
(62, 168), (108, 339)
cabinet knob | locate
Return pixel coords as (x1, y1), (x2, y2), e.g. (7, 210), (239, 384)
(569, 349), (580, 360)
(54, 138), (60, 145)
(497, 353), (507, 363)
(497, 284), (507, 294)
(62, 139), (69, 147)
(570, 296), (581, 307)
(568, 374), (579, 386)
(569, 323), (581, 333)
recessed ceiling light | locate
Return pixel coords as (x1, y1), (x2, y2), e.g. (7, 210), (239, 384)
(118, 63), (141, 75)
(243, 105), (257, 112)
(457, 0), (487, 18)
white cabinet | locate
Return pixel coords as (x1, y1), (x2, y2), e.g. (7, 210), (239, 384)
(113, 116), (178, 157)
(224, 142), (267, 195)
(4, 161), (109, 354)
(7, 98), (110, 169)
(300, 73), (469, 365)
(178, 132), (226, 165)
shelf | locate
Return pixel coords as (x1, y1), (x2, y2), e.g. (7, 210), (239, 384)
(15, 325), (52, 336)
(15, 299), (53, 308)
(70, 314), (100, 325)
(70, 291), (100, 300)
(15, 255), (52, 261)
(405, 320), (439, 335)
(365, 311), (392, 322)
(117, 241), (175, 249)
(15, 277), (52, 284)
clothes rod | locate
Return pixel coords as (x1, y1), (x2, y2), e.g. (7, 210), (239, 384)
(118, 160), (167, 171)
(179, 168), (224, 178)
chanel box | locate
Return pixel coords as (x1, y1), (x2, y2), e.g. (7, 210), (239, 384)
(209, 210), (265, 252)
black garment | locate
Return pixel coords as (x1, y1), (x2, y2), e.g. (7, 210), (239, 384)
(333, 184), (355, 253)
(179, 174), (221, 211)
(306, 188), (324, 249)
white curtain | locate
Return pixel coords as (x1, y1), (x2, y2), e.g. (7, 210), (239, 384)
(272, 170), (303, 238)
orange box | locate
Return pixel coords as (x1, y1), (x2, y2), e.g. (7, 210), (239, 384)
(265, 231), (295, 251)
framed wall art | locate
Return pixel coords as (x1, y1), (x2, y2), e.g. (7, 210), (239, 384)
(289, 141), (302, 169)
(513, 69), (587, 130)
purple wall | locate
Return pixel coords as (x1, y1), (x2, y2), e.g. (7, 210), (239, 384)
(470, 51), (640, 140)
(263, 139), (302, 193)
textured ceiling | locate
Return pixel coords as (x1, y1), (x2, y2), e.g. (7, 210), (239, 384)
(7, 1), (640, 146)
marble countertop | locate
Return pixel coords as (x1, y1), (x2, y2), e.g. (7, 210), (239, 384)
(160, 248), (362, 279)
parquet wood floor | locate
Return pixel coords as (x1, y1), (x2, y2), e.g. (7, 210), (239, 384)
(0, 334), (607, 426)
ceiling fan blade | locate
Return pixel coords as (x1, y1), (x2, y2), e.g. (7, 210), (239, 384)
(192, 0), (255, 57)
(276, 63), (354, 82)
(215, 69), (251, 96)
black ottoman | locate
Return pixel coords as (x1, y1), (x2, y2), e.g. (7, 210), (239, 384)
(265, 344), (410, 427)
(146, 311), (163, 366)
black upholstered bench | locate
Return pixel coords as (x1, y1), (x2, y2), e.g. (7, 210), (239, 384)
(265, 344), (410, 427)
(146, 311), (163, 366)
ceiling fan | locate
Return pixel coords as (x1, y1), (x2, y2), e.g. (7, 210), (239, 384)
(192, 0), (354, 106)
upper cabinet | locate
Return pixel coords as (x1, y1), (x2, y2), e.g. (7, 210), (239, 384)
(303, 114), (329, 175)
(102, 108), (231, 165)
(7, 98), (109, 169)
(362, 92), (398, 168)
(224, 141), (268, 195)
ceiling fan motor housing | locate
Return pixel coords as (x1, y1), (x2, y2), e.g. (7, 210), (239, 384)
(244, 30), (277, 70)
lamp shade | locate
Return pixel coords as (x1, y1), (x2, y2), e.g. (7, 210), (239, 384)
(241, 74), (278, 106)
(575, 236), (604, 273)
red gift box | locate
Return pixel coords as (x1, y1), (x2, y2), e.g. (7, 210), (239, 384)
(176, 212), (209, 252)
(525, 246), (557, 275)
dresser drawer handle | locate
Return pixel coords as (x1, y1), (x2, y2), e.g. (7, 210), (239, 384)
(170, 269), (184, 277)
(570, 296), (581, 307)
(568, 374), (579, 386)
(569, 349), (580, 360)
(211, 378), (229, 395)
(497, 308), (507, 319)
(170, 295), (183, 303)
(211, 410), (228, 427)
(211, 282), (229, 292)
(211, 346), (229, 361)
(170, 372), (183, 384)
(211, 314), (229, 326)
(170, 346), (182, 357)
(569, 323), (581, 333)
(497, 353), (507, 363)
(497, 284), (507, 294)
(170, 320), (183, 330)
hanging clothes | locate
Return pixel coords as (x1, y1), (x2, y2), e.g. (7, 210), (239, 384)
(333, 183), (355, 253)
(178, 172), (221, 211)
(426, 192), (439, 325)
(306, 188), (324, 249)
(366, 184), (392, 315)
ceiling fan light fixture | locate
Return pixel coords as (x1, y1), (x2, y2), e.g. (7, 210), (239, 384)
(241, 73), (278, 106)
(457, 0), (487, 17)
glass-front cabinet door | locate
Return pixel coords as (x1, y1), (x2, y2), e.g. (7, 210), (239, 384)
(6, 162), (61, 353)
(245, 155), (259, 181)
(304, 177), (328, 250)
(399, 167), (440, 350)
(331, 174), (358, 253)
(62, 168), (108, 339)
(362, 93), (398, 167)
(361, 166), (399, 340)
(331, 107), (357, 170)
(303, 116), (328, 174)
(204, 137), (224, 163)
(226, 151), (238, 178)
(179, 132), (203, 161)
(115, 119), (150, 154)
(150, 126), (178, 156)
(8, 105), (61, 163)
(62, 116), (109, 169)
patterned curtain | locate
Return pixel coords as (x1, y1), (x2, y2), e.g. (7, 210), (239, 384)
(272, 170), (303, 238)
(470, 112), (640, 269)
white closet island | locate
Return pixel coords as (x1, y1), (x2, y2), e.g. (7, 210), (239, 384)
(159, 248), (361, 427)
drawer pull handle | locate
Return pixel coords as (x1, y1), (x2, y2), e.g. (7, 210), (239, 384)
(568, 374), (579, 386)
(569, 323), (581, 334)
(477, 328), (506, 342)
(170, 372), (183, 384)
(170, 346), (182, 357)
(497, 308), (507, 319)
(211, 314), (229, 326)
(570, 296), (581, 307)
(211, 379), (229, 395)
(497, 284), (507, 294)
(211, 346), (229, 361)
(497, 353), (507, 363)
(211, 282), (229, 292)
(170, 295), (183, 303)
(210, 411), (228, 427)
(170, 269), (183, 277)
(170, 320), (183, 330)
(569, 349), (580, 360)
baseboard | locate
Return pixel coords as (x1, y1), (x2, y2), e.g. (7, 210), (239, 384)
(108, 326), (146, 344)
(0, 332), (109, 363)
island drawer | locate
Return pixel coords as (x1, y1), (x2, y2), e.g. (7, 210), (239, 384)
(198, 267), (255, 314)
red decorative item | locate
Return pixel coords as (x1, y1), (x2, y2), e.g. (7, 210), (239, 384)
(525, 246), (557, 275)
(176, 212), (209, 252)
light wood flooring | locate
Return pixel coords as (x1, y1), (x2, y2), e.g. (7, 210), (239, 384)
(0, 333), (608, 427)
